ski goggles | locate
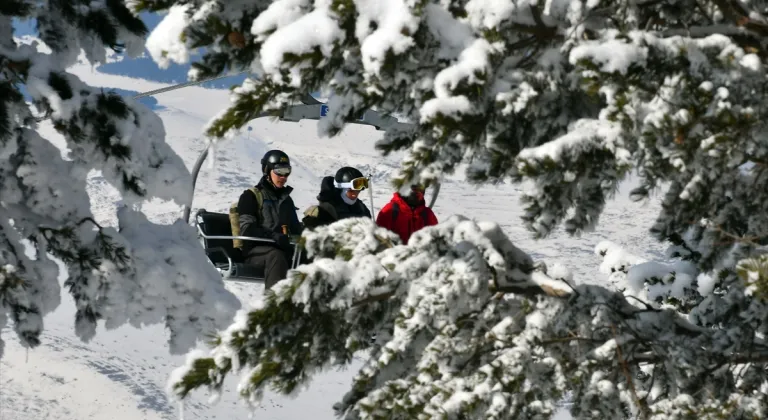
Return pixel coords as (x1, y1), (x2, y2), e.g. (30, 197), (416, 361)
(334, 177), (369, 191)
(273, 166), (292, 176)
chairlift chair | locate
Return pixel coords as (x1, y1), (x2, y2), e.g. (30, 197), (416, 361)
(135, 81), (436, 282)
(184, 95), (444, 283)
(193, 208), (302, 282)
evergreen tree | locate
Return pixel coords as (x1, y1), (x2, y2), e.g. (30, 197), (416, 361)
(0, 1), (240, 358)
(135, 0), (765, 418)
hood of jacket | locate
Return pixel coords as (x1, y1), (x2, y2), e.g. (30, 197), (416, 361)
(392, 190), (426, 210)
(316, 175), (372, 220)
(317, 175), (341, 203)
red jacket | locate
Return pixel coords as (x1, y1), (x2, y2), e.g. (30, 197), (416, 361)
(376, 192), (438, 244)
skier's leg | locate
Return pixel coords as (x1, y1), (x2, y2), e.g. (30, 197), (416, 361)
(245, 245), (290, 290)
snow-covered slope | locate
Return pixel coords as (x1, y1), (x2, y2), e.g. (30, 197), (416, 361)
(0, 46), (666, 419)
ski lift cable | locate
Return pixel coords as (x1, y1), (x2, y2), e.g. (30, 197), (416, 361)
(129, 70), (320, 105)
(22, 69), (253, 123)
(132, 70), (251, 99)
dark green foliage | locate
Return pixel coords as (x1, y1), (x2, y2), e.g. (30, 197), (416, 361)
(0, 81), (23, 143)
(34, 0), (147, 57)
(131, 0), (182, 12)
(38, 78), (149, 194)
(48, 72), (73, 100)
(171, 273), (367, 399)
(0, 0), (33, 16)
(106, 0), (148, 37)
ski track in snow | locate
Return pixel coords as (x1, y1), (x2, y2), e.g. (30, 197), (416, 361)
(0, 53), (668, 419)
(1, 325), (175, 420)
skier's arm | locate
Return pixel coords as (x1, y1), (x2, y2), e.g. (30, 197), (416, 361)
(288, 199), (303, 235)
(425, 208), (438, 226)
(375, 203), (393, 230)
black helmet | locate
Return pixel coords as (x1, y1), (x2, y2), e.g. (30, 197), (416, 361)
(261, 149), (291, 175)
(334, 166), (368, 191)
(334, 166), (364, 183)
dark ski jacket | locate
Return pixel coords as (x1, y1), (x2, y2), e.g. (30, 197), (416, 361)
(238, 175), (302, 254)
(302, 176), (371, 229)
(375, 191), (438, 245)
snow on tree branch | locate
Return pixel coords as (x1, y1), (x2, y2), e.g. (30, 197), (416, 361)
(168, 217), (572, 416)
(0, 1), (239, 358)
(169, 218), (768, 419)
(135, 0), (768, 417)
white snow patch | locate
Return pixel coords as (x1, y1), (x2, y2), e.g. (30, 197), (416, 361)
(146, 4), (193, 69)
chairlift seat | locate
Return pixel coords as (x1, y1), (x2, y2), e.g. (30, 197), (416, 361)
(195, 209), (267, 281)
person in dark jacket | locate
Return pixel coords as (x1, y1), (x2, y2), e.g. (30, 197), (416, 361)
(376, 184), (438, 245)
(303, 166), (372, 229)
(238, 149), (303, 289)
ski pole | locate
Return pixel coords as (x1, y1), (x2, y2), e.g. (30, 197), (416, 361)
(368, 172), (376, 216)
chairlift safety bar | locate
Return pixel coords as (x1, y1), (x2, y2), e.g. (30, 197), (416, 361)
(195, 212), (302, 277)
(194, 216), (299, 246)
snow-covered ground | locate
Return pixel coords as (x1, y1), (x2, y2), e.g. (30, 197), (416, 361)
(0, 45), (666, 419)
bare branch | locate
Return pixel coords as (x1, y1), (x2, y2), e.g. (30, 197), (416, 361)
(612, 324), (649, 419)
(661, 24), (750, 37)
(710, 0), (768, 36)
(76, 217), (104, 230)
(709, 223), (768, 247)
(539, 335), (602, 346)
(352, 291), (396, 307)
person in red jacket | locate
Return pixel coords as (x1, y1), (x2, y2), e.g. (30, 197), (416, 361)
(376, 184), (438, 244)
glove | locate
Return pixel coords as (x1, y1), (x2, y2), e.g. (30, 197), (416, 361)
(272, 233), (291, 251)
(302, 215), (320, 229)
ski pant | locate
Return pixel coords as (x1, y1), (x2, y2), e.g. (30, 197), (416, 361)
(245, 245), (290, 290)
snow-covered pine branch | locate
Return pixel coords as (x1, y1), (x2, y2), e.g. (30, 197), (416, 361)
(137, 0), (768, 417)
(168, 217), (574, 417)
(0, 2), (239, 357)
(169, 218), (768, 419)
